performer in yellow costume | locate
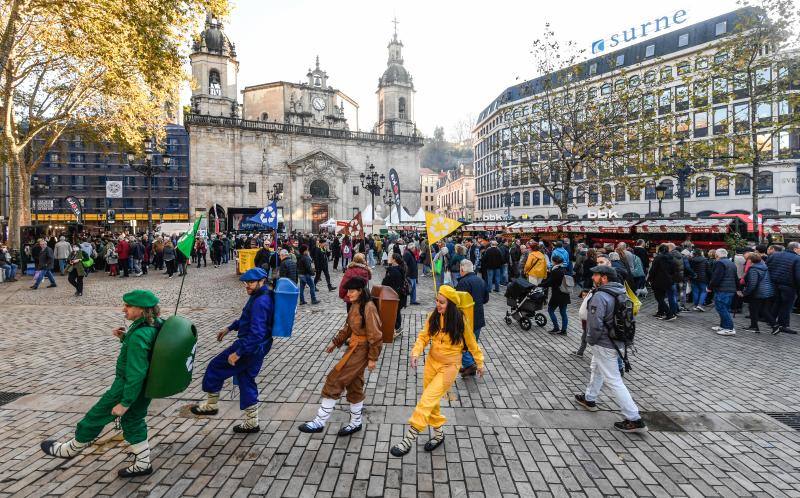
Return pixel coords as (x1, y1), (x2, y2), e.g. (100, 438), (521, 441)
(390, 285), (484, 457)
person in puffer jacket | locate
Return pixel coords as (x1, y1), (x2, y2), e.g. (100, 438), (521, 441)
(708, 248), (738, 336)
(766, 243), (800, 334)
(741, 253), (778, 334)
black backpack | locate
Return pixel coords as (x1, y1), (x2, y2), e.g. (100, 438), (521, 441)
(597, 288), (636, 373)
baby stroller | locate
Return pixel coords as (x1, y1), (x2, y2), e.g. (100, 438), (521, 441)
(503, 278), (548, 330)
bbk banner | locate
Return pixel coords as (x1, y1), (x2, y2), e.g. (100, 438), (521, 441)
(64, 196), (83, 221)
(388, 168), (401, 211)
(106, 180), (123, 198)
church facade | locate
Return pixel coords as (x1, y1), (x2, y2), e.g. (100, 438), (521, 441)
(186, 16), (423, 233)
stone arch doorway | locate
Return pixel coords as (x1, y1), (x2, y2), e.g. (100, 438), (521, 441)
(309, 179), (331, 232)
(208, 204), (226, 233)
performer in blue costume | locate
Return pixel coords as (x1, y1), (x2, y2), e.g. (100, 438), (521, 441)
(191, 267), (274, 433)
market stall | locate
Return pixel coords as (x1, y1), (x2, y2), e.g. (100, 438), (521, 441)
(634, 218), (741, 249)
(762, 217), (800, 243)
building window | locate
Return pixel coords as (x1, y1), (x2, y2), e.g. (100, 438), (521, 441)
(124, 198), (134, 209)
(248, 182), (257, 193)
(513, 192), (520, 206)
(677, 62), (691, 75)
(532, 191), (540, 206)
(695, 57), (709, 70)
(675, 85), (689, 111)
(522, 191), (530, 206)
(694, 111), (708, 137)
(696, 177), (710, 197)
(757, 171), (773, 193)
(169, 177), (178, 190)
(660, 67), (672, 81)
(715, 176), (730, 196)
(733, 103), (749, 131)
(756, 102), (772, 123)
(659, 180), (674, 199)
(645, 44), (655, 57)
(600, 83), (611, 96)
(542, 191), (550, 205)
(757, 131), (773, 157)
(644, 70), (656, 84)
(124, 176), (135, 187)
(260, 112), (269, 121)
(615, 54), (625, 67)
(588, 62), (597, 76)
(645, 181), (656, 200)
(715, 21), (727, 36)
(615, 184), (626, 202)
(398, 97), (407, 120)
(713, 107), (728, 135)
(735, 174), (751, 195)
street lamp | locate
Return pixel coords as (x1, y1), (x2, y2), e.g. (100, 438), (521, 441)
(655, 184), (668, 217)
(128, 140), (170, 234)
(382, 187), (394, 224)
(359, 163), (384, 236)
(268, 182), (284, 202)
(30, 175), (50, 225)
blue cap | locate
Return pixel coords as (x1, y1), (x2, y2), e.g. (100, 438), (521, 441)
(239, 267), (269, 281)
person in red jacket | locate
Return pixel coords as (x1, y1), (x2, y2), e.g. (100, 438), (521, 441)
(338, 253), (372, 310)
(115, 237), (131, 278)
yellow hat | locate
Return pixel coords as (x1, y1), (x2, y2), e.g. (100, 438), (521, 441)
(438, 285), (474, 311)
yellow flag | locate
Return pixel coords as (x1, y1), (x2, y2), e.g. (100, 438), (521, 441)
(425, 211), (462, 245)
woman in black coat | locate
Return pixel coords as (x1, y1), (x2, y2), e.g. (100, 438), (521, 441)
(580, 249), (597, 294)
(539, 254), (571, 335)
(382, 253), (408, 333)
(648, 245), (677, 320)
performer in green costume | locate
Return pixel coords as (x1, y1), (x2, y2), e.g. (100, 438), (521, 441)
(40, 289), (161, 478)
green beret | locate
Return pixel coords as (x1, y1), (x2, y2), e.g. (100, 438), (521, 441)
(123, 289), (159, 308)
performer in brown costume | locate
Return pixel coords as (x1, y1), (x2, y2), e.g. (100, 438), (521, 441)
(299, 277), (383, 436)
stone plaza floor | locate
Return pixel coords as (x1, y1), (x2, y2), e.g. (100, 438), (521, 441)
(1, 261), (799, 497)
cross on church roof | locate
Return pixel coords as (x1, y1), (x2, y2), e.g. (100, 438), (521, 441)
(392, 17), (399, 39)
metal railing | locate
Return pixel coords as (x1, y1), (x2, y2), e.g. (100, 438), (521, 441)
(184, 113), (424, 146)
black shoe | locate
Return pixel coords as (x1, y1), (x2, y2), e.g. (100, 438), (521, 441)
(772, 325), (783, 335)
(311, 300), (320, 305)
(782, 328), (797, 335)
(390, 444), (412, 457)
(298, 422), (324, 433)
(232, 424), (260, 434)
(40, 440), (76, 459)
(548, 328), (560, 334)
(574, 394), (598, 412)
(571, 351), (584, 357)
(614, 419), (648, 433)
(328, 286), (336, 291)
(557, 330), (567, 335)
(337, 424), (362, 437)
(424, 435), (445, 452)
(190, 405), (218, 416)
(663, 315), (677, 321)
(653, 314), (664, 319)
(410, 302), (421, 305)
(30, 285), (38, 290)
(299, 302), (307, 306)
(46, 284), (57, 288)
(118, 466), (153, 478)
(744, 326), (760, 333)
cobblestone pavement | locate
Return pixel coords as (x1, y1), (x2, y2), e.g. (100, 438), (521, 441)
(1, 262), (800, 497)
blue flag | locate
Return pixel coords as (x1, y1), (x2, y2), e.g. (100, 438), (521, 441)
(248, 201), (279, 229)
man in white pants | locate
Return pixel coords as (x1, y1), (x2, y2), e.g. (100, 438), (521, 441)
(573, 265), (647, 433)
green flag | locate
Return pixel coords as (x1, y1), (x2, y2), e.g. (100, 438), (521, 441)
(177, 216), (203, 259)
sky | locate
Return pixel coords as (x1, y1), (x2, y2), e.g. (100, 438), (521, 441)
(192, 0), (745, 138)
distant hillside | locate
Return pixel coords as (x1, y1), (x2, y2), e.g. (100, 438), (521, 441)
(421, 126), (473, 171)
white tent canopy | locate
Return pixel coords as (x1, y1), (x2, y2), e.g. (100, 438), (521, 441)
(408, 207), (426, 223)
(319, 218), (337, 228)
(361, 204), (384, 224)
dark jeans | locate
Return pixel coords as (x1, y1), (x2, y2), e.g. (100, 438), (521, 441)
(315, 266), (332, 287)
(654, 288), (672, 317)
(165, 260), (176, 277)
(299, 274), (317, 304)
(119, 258), (129, 277)
(577, 319), (588, 355)
(332, 254), (340, 270)
(548, 302), (568, 331)
(198, 253), (207, 267)
(773, 285), (797, 328)
(68, 270), (83, 294)
(748, 297), (776, 329)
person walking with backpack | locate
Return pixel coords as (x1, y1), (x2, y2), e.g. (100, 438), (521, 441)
(539, 254), (571, 335)
(573, 265), (647, 433)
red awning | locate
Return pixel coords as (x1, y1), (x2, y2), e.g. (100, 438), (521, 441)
(560, 220), (638, 234)
(635, 218), (732, 234)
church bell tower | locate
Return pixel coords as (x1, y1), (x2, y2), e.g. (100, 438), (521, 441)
(190, 13), (239, 117)
(375, 19), (416, 136)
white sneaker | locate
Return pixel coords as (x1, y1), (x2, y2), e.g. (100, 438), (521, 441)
(716, 329), (736, 336)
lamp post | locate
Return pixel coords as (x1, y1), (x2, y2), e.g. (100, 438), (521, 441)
(382, 187), (394, 225)
(30, 175), (50, 225)
(655, 185), (668, 218)
(359, 163), (384, 236)
(128, 138), (170, 235)
(268, 182), (284, 202)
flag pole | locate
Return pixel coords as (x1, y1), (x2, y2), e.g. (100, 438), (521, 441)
(174, 267), (188, 315)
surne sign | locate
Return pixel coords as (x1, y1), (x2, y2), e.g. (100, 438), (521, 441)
(591, 9), (689, 54)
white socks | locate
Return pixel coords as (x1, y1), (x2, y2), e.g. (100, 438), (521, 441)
(393, 427), (420, 453)
(47, 438), (88, 458)
(342, 401), (363, 431)
(308, 398), (337, 430)
(240, 404), (259, 430)
(124, 440), (151, 473)
(429, 426), (444, 445)
(195, 392), (219, 413)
